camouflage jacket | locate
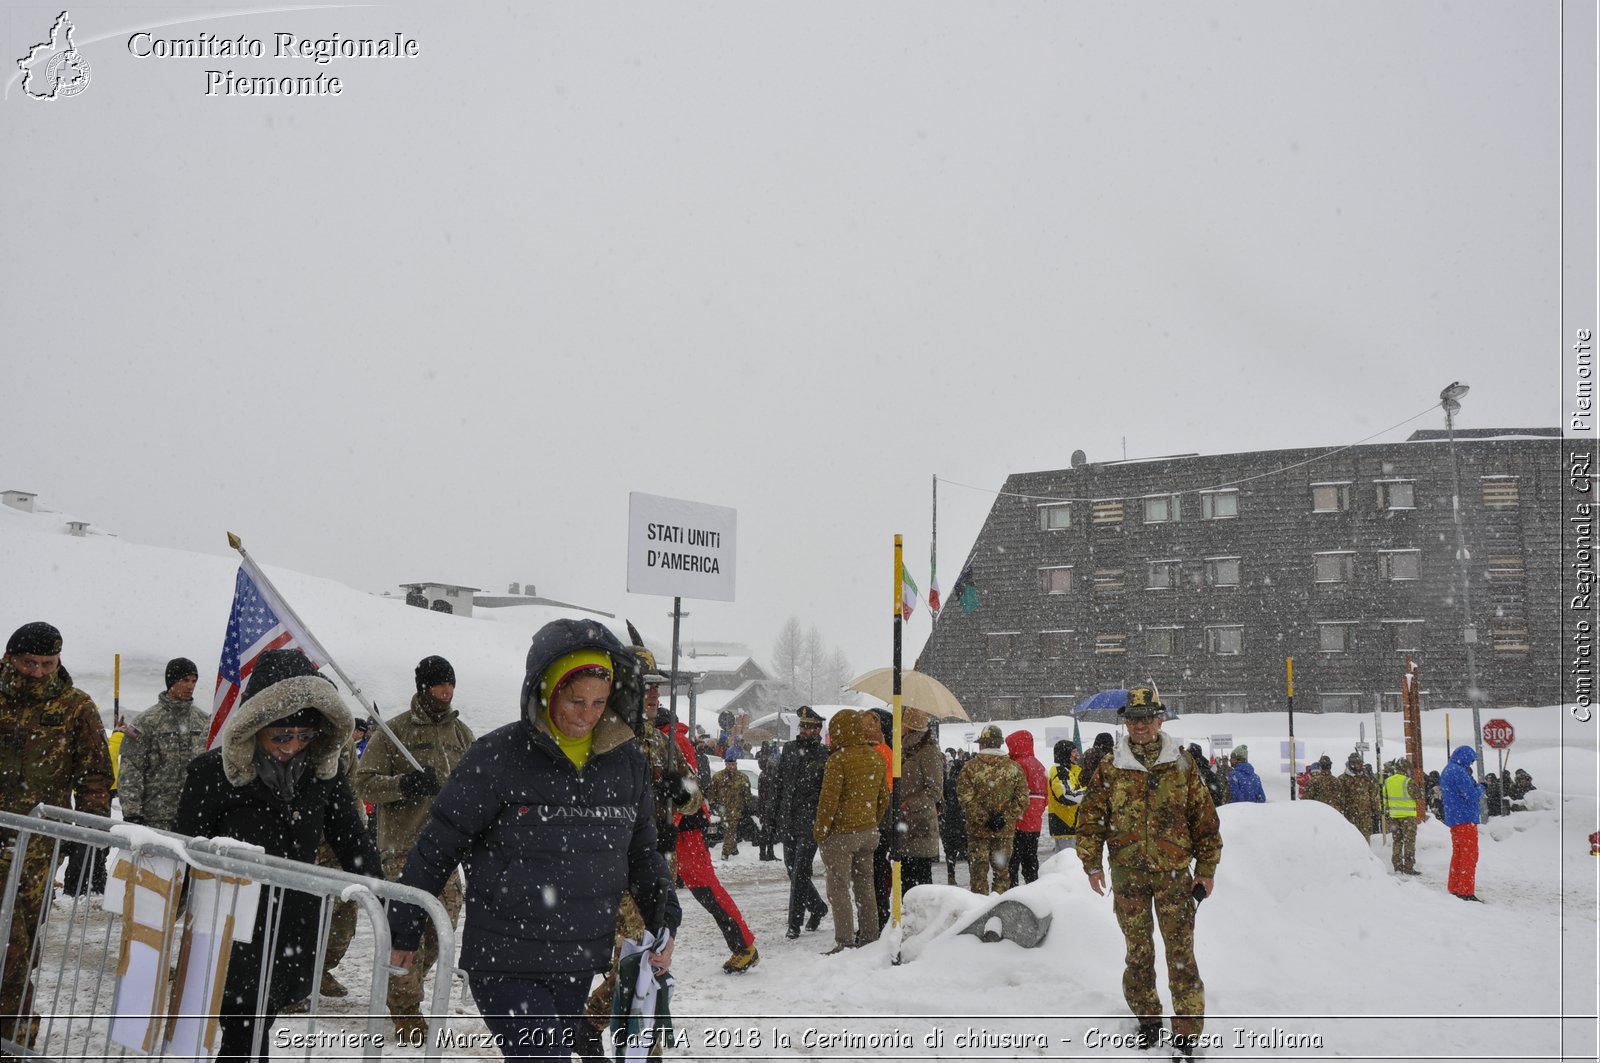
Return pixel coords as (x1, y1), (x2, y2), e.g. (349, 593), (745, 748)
(119, 692), (210, 828)
(640, 718), (699, 838)
(1076, 732), (1222, 877)
(1303, 770), (1340, 806)
(0, 661), (113, 817)
(1334, 770), (1379, 829)
(354, 692), (475, 859)
(955, 749), (1028, 837)
(706, 766), (751, 819)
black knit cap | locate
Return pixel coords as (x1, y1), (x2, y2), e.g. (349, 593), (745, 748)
(415, 655), (456, 693)
(165, 657), (199, 688)
(6, 622), (62, 656)
(241, 648), (325, 702)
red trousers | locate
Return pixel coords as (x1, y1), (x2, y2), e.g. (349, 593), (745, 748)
(1448, 823), (1479, 897)
(675, 827), (755, 952)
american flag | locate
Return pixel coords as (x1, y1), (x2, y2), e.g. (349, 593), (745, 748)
(208, 557), (331, 748)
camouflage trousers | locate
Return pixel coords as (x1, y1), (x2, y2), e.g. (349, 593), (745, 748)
(382, 853), (464, 1019)
(0, 842), (55, 1048)
(1109, 865), (1205, 1037)
(966, 829), (1016, 895)
(1389, 818), (1418, 872)
(720, 814), (742, 857)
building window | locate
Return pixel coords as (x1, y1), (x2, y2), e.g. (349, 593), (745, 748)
(1200, 490), (1239, 519)
(985, 697), (1019, 719)
(1206, 626), (1243, 655)
(1384, 620), (1425, 653)
(1378, 550), (1421, 581)
(1492, 627), (1530, 653)
(1146, 627), (1180, 656)
(1320, 693), (1361, 713)
(1318, 622), (1356, 653)
(1093, 568), (1126, 594)
(1038, 630), (1073, 659)
(1092, 500), (1124, 526)
(1482, 477), (1520, 509)
(1143, 495), (1180, 523)
(1205, 557), (1241, 588)
(1311, 483), (1351, 512)
(1039, 566), (1073, 594)
(1038, 503), (1072, 531)
(1486, 558), (1525, 583)
(1146, 560), (1181, 590)
(1375, 480), (1416, 510)
(986, 632), (1020, 660)
(1314, 552), (1355, 583)
(1094, 633), (1126, 655)
(1211, 693), (1249, 713)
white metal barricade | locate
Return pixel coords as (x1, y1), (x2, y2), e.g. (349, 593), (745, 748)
(0, 806), (458, 1061)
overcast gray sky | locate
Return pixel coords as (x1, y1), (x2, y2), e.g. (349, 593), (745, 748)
(1, 1), (1573, 676)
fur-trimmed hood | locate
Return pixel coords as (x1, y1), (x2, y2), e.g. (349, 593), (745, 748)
(219, 674), (354, 788)
(1111, 730), (1184, 772)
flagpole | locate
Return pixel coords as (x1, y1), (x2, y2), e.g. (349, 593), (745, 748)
(226, 533), (421, 770)
(891, 535), (904, 935)
(930, 475), (938, 625)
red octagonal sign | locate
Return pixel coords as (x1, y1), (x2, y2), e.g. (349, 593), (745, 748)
(1483, 719), (1515, 749)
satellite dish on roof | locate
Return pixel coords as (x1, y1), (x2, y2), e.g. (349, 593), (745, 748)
(1070, 449), (1087, 468)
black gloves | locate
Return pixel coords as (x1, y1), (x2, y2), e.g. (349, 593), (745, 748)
(985, 811), (1007, 831)
(122, 814), (146, 826)
(399, 766), (441, 799)
(678, 808), (709, 834)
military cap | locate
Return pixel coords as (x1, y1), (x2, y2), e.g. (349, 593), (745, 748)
(1119, 686), (1166, 719)
(978, 724), (1005, 749)
(1318, 754), (1333, 769)
(796, 705), (825, 726)
(7, 621), (62, 656)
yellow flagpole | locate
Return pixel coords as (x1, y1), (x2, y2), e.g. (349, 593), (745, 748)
(891, 535), (904, 931)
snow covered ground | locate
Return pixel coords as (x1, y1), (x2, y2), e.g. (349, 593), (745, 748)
(6, 505), (1598, 1060)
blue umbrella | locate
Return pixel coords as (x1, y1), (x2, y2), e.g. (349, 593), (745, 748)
(1073, 690), (1129, 714)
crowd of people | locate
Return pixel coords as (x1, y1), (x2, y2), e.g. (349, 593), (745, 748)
(0, 620), (1517, 1062)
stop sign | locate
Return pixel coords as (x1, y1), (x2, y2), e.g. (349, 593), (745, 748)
(1483, 719), (1515, 749)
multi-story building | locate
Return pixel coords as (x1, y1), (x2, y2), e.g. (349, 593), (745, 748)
(918, 428), (1562, 716)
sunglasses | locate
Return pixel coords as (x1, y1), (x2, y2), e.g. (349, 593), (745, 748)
(265, 730), (320, 745)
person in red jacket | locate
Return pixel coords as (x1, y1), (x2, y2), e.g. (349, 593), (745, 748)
(1005, 730), (1048, 885)
(667, 716), (759, 972)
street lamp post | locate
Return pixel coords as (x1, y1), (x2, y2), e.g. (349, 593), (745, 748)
(1440, 381), (1485, 781)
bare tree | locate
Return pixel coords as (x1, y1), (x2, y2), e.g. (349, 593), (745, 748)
(771, 617), (805, 695)
(803, 626), (827, 702)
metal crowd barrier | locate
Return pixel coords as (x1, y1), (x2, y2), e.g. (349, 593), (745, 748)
(0, 806), (457, 1061)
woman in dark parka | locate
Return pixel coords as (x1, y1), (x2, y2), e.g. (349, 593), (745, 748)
(175, 649), (381, 1063)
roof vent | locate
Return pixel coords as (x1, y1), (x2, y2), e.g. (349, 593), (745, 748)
(1070, 449), (1087, 468)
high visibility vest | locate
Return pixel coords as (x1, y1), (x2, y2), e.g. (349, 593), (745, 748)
(1383, 773), (1418, 818)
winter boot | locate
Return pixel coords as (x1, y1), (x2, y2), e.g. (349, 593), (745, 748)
(805, 905), (827, 932)
(1170, 1033), (1198, 1061)
(280, 996), (310, 1015)
(392, 1010), (427, 1044)
(1134, 1022), (1164, 1051)
(723, 945), (760, 973)
(320, 970), (348, 998)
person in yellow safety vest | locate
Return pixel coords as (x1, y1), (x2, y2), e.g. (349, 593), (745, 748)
(1383, 758), (1422, 876)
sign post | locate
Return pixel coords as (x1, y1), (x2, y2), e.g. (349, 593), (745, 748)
(1483, 718), (1515, 786)
(627, 493), (738, 735)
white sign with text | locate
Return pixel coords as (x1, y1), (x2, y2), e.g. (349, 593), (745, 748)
(627, 492), (738, 601)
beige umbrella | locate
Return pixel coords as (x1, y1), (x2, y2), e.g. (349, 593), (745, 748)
(845, 668), (970, 722)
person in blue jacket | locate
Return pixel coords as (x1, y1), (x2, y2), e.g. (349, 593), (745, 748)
(1440, 745), (1486, 901)
(388, 619), (677, 1060)
(1224, 746), (1266, 803)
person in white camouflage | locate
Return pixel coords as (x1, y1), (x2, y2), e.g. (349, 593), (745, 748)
(119, 657), (209, 830)
(1077, 687), (1221, 1062)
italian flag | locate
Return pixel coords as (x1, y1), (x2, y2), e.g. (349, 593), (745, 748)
(901, 562), (919, 622)
(928, 556), (941, 618)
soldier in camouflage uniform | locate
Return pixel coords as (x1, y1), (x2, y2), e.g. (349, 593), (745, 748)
(0, 622), (113, 1047)
(1335, 752), (1380, 838)
(118, 657), (209, 830)
(706, 753), (751, 858)
(1303, 754), (1340, 806)
(1077, 688), (1221, 1062)
(955, 725), (1028, 895)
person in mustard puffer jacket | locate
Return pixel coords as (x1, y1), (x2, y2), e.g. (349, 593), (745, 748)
(813, 710), (889, 954)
